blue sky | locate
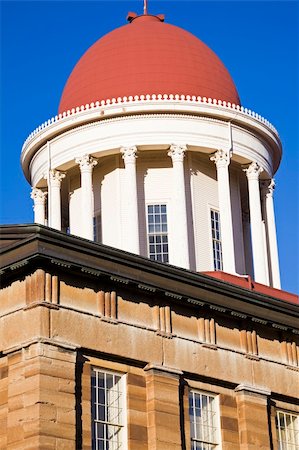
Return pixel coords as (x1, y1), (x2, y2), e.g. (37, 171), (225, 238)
(1, 1), (298, 293)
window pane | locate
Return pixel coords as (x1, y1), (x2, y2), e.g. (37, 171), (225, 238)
(211, 209), (223, 271)
(189, 391), (219, 448)
(147, 204), (168, 264)
(91, 369), (125, 450)
(277, 411), (299, 450)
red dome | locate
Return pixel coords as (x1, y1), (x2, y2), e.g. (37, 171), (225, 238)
(59, 15), (240, 113)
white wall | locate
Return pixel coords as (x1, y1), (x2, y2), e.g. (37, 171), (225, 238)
(69, 173), (82, 237)
(137, 151), (173, 259)
(191, 153), (219, 272)
(230, 168), (246, 274)
(97, 156), (122, 250)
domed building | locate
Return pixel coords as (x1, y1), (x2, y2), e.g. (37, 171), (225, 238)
(1, 9), (298, 450)
(23, 11), (281, 286)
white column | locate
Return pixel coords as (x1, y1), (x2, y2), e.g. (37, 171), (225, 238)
(30, 188), (47, 225)
(120, 146), (140, 254)
(210, 149), (236, 274)
(168, 144), (190, 269)
(262, 179), (281, 289)
(243, 162), (268, 284)
(49, 170), (65, 231)
(75, 154), (98, 240)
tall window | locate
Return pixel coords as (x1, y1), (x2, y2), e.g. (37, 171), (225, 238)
(210, 209), (223, 271)
(276, 411), (299, 450)
(147, 204), (169, 263)
(189, 391), (220, 450)
(91, 368), (126, 450)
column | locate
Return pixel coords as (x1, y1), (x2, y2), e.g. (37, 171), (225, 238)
(75, 154), (98, 240)
(30, 188), (47, 225)
(243, 162), (268, 284)
(168, 144), (190, 269)
(120, 146), (140, 254)
(48, 170), (65, 231)
(262, 179), (281, 289)
(210, 149), (236, 273)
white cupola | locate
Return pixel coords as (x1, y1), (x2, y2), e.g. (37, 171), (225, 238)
(22, 13), (282, 288)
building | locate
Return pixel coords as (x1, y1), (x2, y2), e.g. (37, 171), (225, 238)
(0, 7), (298, 450)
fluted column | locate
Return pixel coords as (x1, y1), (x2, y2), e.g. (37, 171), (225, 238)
(168, 144), (190, 269)
(49, 170), (65, 231)
(262, 179), (281, 289)
(30, 188), (47, 225)
(120, 146), (140, 254)
(75, 154), (98, 240)
(243, 162), (267, 284)
(210, 149), (236, 273)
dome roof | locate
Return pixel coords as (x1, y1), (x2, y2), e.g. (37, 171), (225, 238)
(59, 14), (240, 113)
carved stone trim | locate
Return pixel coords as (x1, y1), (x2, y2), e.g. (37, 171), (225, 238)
(30, 188), (47, 204)
(168, 144), (187, 163)
(243, 161), (263, 180)
(120, 146), (138, 164)
(75, 154), (98, 172)
(210, 148), (230, 168)
(49, 169), (66, 187)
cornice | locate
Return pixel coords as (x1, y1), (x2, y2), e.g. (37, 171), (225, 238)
(0, 225), (298, 332)
(23, 95), (279, 148)
(21, 95), (282, 180)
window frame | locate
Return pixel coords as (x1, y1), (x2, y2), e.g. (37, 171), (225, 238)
(91, 367), (127, 450)
(209, 208), (223, 271)
(188, 389), (221, 450)
(276, 409), (299, 450)
(146, 203), (169, 263)
(93, 212), (102, 243)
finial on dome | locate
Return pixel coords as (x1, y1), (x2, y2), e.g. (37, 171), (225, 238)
(144, 0), (148, 15)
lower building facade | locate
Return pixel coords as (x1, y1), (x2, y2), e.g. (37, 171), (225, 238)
(0, 225), (298, 450)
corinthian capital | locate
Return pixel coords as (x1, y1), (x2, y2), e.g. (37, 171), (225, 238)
(49, 170), (66, 187)
(243, 162), (263, 181)
(262, 179), (275, 198)
(168, 144), (187, 163)
(121, 146), (138, 164)
(210, 149), (230, 168)
(30, 188), (47, 204)
(75, 154), (98, 172)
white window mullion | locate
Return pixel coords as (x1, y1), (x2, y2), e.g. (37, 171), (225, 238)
(189, 390), (220, 449)
(276, 410), (299, 450)
(92, 368), (126, 450)
(147, 204), (169, 263)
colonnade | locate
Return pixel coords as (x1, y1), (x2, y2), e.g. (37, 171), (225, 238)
(31, 147), (281, 289)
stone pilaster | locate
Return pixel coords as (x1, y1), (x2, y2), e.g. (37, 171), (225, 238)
(144, 364), (182, 450)
(235, 384), (271, 450)
(210, 149), (236, 273)
(6, 342), (76, 449)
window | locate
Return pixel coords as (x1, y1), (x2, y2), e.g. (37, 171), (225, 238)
(277, 410), (299, 450)
(91, 368), (126, 450)
(210, 209), (223, 271)
(189, 391), (220, 450)
(93, 214), (102, 243)
(147, 204), (169, 263)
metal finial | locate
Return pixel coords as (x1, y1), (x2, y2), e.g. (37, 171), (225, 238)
(143, 0), (148, 15)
